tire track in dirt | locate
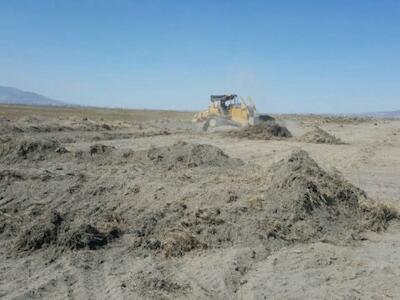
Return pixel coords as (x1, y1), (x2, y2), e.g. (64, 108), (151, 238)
(60, 251), (133, 300)
(100, 251), (133, 300)
(345, 139), (380, 176)
(61, 253), (110, 300)
(0, 258), (70, 299)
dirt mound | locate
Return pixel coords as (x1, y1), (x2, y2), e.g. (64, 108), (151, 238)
(261, 150), (366, 242)
(14, 211), (123, 254)
(0, 138), (62, 161)
(228, 121), (292, 140)
(14, 116), (122, 133)
(4, 140), (392, 261)
(0, 117), (23, 135)
(123, 149), (373, 259)
(146, 141), (243, 169)
(299, 127), (345, 144)
(0, 116), (10, 124)
(1, 110), (400, 298)
(60, 223), (121, 250)
(162, 229), (201, 257)
(16, 116), (72, 132)
(89, 144), (115, 155)
(15, 211), (63, 252)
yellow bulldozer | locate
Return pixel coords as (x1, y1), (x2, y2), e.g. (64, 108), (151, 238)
(192, 94), (272, 131)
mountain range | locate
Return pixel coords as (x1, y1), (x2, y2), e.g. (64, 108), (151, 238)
(0, 86), (67, 106)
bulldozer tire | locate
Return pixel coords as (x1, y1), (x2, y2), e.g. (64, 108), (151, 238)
(208, 118), (218, 128)
(202, 117), (219, 132)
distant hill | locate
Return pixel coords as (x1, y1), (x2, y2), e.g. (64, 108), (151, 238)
(317, 110), (400, 119)
(362, 110), (400, 119)
(353, 110), (400, 119)
(0, 86), (67, 106)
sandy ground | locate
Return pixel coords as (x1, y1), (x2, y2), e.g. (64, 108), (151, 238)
(0, 106), (399, 299)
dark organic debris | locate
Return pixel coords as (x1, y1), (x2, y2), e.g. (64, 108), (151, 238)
(228, 121), (292, 140)
(0, 138), (62, 161)
(360, 202), (399, 232)
(14, 211), (124, 254)
(89, 144), (115, 155)
(61, 223), (121, 250)
(15, 211), (63, 252)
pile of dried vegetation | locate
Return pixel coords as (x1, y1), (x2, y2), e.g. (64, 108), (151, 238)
(1, 139), (398, 260)
(227, 121), (292, 140)
(299, 126), (345, 144)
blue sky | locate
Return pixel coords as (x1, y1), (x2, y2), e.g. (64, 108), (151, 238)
(0, 0), (399, 113)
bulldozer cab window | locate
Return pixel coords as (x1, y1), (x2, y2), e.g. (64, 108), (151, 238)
(210, 95), (239, 115)
(220, 101), (228, 114)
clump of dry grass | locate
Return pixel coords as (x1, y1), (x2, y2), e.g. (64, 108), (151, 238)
(98, 213), (128, 234)
(162, 229), (200, 258)
(360, 202), (399, 232)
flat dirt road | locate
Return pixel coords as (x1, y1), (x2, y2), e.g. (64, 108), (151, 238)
(1, 105), (399, 299)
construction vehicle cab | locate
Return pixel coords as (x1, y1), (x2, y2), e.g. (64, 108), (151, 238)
(209, 95), (249, 125)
